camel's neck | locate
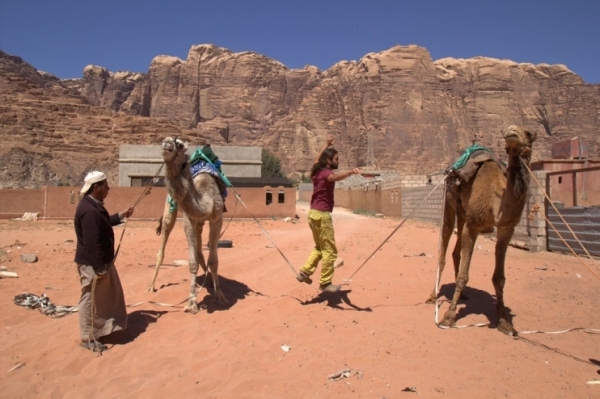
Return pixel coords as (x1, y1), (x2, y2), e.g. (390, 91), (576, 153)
(163, 159), (213, 219)
(506, 154), (531, 200)
(164, 159), (195, 205)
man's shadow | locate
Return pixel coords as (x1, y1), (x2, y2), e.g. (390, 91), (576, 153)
(101, 310), (168, 346)
(437, 283), (515, 328)
(195, 274), (252, 313)
(298, 288), (372, 312)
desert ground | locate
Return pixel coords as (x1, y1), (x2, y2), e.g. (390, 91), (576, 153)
(1, 202), (599, 398)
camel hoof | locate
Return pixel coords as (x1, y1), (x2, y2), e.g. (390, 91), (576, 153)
(213, 291), (230, 307)
(146, 285), (156, 292)
(440, 318), (456, 328)
(440, 310), (456, 327)
(184, 302), (199, 314)
(497, 320), (518, 336)
(425, 296), (437, 305)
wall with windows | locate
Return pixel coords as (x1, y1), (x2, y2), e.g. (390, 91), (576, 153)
(0, 186), (296, 220)
(119, 144), (261, 187)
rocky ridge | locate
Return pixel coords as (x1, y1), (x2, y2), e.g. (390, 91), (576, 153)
(1, 45), (598, 188)
(0, 51), (204, 188)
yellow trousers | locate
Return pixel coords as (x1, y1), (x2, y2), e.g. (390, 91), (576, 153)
(301, 209), (337, 286)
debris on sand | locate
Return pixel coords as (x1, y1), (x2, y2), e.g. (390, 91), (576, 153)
(328, 368), (352, 381)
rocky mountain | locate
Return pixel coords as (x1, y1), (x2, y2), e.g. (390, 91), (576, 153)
(0, 51), (204, 188)
(1, 45), (598, 188)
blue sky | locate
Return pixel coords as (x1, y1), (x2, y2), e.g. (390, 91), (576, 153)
(1, 0), (599, 83)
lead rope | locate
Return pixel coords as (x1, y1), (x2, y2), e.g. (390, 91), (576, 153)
(230, 189), (320, 293)
(343, 176), (447, 283)
(520, 159), (600, 279)
(189, 150), (320, 292)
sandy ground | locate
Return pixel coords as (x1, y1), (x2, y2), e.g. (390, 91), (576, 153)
(1, 202), (599, 398)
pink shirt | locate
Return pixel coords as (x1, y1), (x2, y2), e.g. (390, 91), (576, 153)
(310, 169), (335, 212)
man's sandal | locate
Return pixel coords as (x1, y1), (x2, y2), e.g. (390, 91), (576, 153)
(79, 341), (107, 352)
(296, 271), (313, 285)
(319, 283), (341, 292)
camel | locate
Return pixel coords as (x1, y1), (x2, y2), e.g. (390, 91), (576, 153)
(160, 137), (229, 312)
(427, 125), (537, 336)
(147, 197), (178, 292)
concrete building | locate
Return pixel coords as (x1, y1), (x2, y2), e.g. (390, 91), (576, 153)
(118, 144), (262, 187)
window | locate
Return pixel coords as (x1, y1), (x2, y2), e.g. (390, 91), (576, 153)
(266, 190), (272, 205)
(558, 176), (562, 184)
(278, 190), (285, 203)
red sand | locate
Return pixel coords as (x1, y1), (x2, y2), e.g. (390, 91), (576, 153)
(1, 202), (599, 398)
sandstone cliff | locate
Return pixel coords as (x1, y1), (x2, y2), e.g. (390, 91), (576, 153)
(1, 45), (598, 188)
(0, 51), (204, 188)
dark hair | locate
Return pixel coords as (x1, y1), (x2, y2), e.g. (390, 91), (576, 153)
(310, 147), (338, 178)
(85, 180), (106, 196)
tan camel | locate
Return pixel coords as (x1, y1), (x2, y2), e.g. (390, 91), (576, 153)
(427, 125), (537, 336)
(161, 137), (229, 312)
(147, 197), (178, 292)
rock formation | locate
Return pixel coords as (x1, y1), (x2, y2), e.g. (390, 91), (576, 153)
(1, 44), (598, 188)
(0, 51), (203, 188)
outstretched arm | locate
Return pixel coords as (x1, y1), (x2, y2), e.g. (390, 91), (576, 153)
(314, 134), (336, 163)
(327, 168), (362, 182)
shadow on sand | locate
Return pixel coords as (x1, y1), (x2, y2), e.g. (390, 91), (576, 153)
(102, 310), (168, 347)
(298, 288), (373, 312)
(437, 283), (515, 328)
(194, 274), (252, 313)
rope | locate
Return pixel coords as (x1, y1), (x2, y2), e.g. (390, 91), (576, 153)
(513, 335), (600, 366)
(114, 163), (164, 261)
(13, 292), (78, 318)
(344, 176), (447, 283)
(230, 189), (320, 293)
(521, 160), (600, 279)
(180, 148), (319, 292)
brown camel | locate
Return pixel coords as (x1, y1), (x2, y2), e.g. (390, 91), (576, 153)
(427, 125), (537, 336)
(147, 197), (178, 292)
(161, 137), (229, 312)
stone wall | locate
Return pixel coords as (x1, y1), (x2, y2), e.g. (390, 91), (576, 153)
(0, 186), (296, 220)
(401, 184), (445, 225)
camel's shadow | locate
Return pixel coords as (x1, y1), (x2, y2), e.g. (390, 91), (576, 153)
(299, 288), (373, 312)
(437, 283), (515, 327)
(102, 310), (167, 346)
(195, 274), (251, 313)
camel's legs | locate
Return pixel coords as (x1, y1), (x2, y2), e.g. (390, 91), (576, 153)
(493, 226), (518, 336)
(207, 216), (229, 306)
(183, 216), (201, 314)
(427, 199), (456, 304)
(147, 206), (178, 292)
(441, 226), (479, 327)
(452, 210), (470, 301)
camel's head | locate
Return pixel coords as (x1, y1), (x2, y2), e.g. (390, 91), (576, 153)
(161, 137), (188, 164)
(504, 125), (537, 158)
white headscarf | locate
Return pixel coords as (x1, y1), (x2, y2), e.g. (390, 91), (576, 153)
(80, 171), (106, 194)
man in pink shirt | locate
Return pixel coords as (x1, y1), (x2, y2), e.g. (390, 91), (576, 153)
(297, 134), (361, 292)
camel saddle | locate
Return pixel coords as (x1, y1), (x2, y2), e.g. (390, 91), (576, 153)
(445, 144), (506, 195)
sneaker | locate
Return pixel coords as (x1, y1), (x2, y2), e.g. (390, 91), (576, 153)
(296, 271), (313, 285)
(319, 283), (341, 292)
